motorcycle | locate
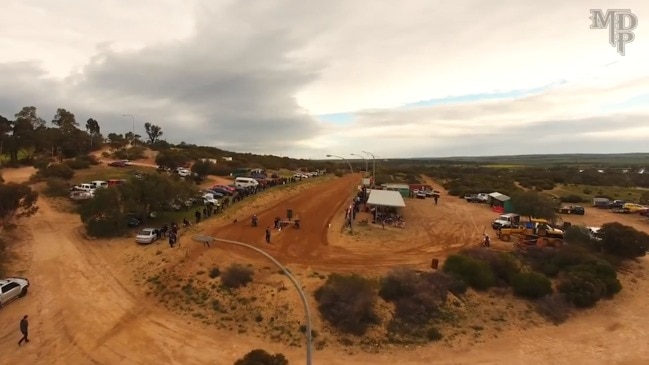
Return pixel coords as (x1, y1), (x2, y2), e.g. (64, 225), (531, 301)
(251, 216), (258, 227)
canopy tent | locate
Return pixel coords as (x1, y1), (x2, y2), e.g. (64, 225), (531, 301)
(367, 189), (406, 207)
(488, 192), (513, 213)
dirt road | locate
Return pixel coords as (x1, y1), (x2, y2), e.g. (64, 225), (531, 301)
(2, 169), (649, 364)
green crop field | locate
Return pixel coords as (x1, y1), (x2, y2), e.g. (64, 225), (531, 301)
(550, 184), (647, 203)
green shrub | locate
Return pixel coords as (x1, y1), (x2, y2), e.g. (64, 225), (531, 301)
(558, 271), (607, 308)
(582, 188), (592, 194)
(560, 194), (586, 203)
(208, 267), (221, 279)
(442, 254), (495, 290)
(126, 146), (147, 159)
(43, 177), (70, 197)
(511, 272), (553, 299)
(33, 158), (53, 170)
(461, 248), (521, 285)
(221, 264), (253, 289)
(233, 349), (288, 365)
(425, 327), (443, 341)
(65, 158), (91, 170)
(314, 274), (379, 335)
(568, 262), (621, 297)
(598, 222), (649, 260)
(36, 164), (74, 180)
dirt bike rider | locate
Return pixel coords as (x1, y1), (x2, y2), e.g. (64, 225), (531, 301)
(251, 214), (258, 227)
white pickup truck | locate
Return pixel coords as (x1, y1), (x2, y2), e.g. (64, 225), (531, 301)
(0, 277), (30, 307)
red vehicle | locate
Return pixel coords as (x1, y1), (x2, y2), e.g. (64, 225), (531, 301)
(212, 185), (235, 192)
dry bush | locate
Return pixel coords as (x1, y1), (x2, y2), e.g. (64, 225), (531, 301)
(43, 177), (70, 197)
(314, 274), (379, 335)
(378, 266), (419, 301)
(221, 264), (254, 289)
(233, 349), (288, 365)
(536, 293), (572, 324)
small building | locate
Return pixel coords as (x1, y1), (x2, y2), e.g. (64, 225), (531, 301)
(381, 183), (411, 198)
(488, 192), (513, 213)
(222, 156), (233, 161)
(361, 178), (371, 187)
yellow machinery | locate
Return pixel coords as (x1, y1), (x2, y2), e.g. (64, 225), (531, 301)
(497, 218), (564, 244)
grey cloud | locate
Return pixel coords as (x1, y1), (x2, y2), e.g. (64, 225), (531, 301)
(374, 114), (649, 158)
(0, 0), (339, 154)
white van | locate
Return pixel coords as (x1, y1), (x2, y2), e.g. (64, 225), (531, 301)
(75, 183), (96, 192)
(235, 177), (259, 188)
(91, 180), (108, 189)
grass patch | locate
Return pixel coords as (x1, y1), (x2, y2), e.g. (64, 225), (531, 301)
(550, 184), (645, 202)
(69, 165), (156, 184)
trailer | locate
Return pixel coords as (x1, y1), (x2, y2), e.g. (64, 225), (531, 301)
(592, 197), (610, 208)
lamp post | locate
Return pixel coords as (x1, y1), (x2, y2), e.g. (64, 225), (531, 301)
(362, 151), (376, 185)
(326, 154), (353, 173)
(192, 235), (313, 365)
(350, 153), (368, 175)
(122, 114), (135, 144)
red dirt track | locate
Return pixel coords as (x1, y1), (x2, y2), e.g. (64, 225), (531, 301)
(207, 173), (360, 269)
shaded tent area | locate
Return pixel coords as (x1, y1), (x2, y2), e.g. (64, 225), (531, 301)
(367, 189), (406, 225)
(367, 189), (406, 207)
(488, 192), (513, 213)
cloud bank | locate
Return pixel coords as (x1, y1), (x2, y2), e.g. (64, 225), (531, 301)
(0, 0), (648, 158)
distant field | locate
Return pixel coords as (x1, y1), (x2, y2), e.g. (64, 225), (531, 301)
(414, 153), (649, 166)
(550, 184), (645, 203)
(483, 164), (528, 169)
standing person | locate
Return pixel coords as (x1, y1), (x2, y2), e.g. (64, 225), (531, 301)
(265, 227), (271, 244)
(18, 315), (29, 346)
(483, 234), (491, 247)
(434, 195), (439, 205)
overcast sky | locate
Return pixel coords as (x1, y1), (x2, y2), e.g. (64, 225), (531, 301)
(1, 1), (648, 159)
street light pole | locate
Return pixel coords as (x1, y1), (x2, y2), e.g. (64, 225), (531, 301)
(326, 154), (353, 174)
(350, 153), (368, 175)
(362, 151), (376, 186)
(192, 235), (313, 365)
(122, 114), (135, 142)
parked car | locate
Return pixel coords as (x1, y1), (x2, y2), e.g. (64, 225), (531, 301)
(126, 213), (142, 228)
(587, 227), (602, 241)
(202, 193), (220, 206)
(465, 193), (488, 203)
(623, 203), (648, 213)
(608, 200), (626, 209)
(0, 277), (30, 307)
(157, 165), (171, 173)
(177, 169), (191, 177)
(135, 228), (159, 244)
(556, 205), (585, 215)
(210, 188), (232, 196)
